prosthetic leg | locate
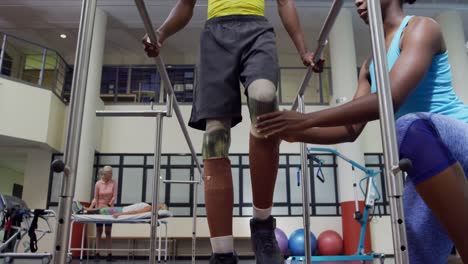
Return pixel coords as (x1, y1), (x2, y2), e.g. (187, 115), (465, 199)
(203, 121), (238, 264)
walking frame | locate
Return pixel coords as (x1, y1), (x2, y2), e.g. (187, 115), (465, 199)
(51, 0), (410, 263)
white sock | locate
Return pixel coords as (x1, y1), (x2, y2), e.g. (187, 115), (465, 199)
(210, 235), (234, 254)
(253, 205), (272, 221)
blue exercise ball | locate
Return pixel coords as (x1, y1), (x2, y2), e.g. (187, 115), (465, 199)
(288, 228), (317, 256)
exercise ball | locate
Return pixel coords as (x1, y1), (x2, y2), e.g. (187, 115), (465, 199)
(317, 230), (343, 256)
(274, 228), (289, 256)
(288, 228), (317, 256)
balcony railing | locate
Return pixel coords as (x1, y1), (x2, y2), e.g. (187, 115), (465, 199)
(0, 32), (334, 106)
(0, 32), (70, 101)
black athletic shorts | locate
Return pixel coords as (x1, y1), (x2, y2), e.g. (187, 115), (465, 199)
(188, 15), (279, 131)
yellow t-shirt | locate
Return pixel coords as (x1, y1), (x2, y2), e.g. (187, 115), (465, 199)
(208, 0), (264, 19)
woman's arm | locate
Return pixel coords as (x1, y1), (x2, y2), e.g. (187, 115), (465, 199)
(109, 181), (117, 207)
(257, 17), (443, 136)
(90, 183), (99, 208)
(284, 59), (372, 144)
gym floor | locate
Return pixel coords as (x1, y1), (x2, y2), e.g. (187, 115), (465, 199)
(1, 258), (395, 264)
(66, 258), (392, 264)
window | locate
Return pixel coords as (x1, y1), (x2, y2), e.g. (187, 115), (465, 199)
(166, 66), (195, 103)
(48, 153), (345, 217)
(98, 65), (195, 104)
(130, 67), (161, 103)
(0, 50), (12, 76)
(62, 67), (73, 102)
(279, 67), (332, 105)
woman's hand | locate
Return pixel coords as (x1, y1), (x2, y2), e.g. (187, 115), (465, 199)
(256, 110), (312, 138)
(112, 213), (122, 219)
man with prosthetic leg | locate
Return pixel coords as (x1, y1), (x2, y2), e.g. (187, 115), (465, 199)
(142, 0), (319, 263)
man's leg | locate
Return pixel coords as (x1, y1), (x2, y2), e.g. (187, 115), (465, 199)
(248, 79), (280, 217)
(247, 79), (283, 264)
(203, 119), (236, 257)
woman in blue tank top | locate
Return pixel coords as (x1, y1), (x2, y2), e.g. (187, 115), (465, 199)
(256, 0), (468, 263)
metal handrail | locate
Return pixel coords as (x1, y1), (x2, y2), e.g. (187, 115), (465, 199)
(291, 0), (344, 111)
(135, 0), (202, 177)
(134, 1), (203, 264)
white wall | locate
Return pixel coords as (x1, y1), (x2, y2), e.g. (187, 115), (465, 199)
(0, 147), (55, 253)
(360, 120), (383, 153)
(99, 104), (335, 154)
(0, 77), (67, 151)
(47, 92), (67, 150)
(0, 166), (24, 196)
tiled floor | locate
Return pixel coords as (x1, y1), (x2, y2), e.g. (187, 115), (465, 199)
(0, 257), (395, 264)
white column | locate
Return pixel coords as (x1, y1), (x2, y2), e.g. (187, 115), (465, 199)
(329, 8), (365, 202)
(23, 149), (53, 209)
(74, 8), (107, 201)
(436, 11), (468, 103)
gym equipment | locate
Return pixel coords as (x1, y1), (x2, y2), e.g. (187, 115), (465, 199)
(51, 1), (202, 263)
(289, 0), (410, 263)
(51, 0), (411, 263)
(274, 228), (289, 256)
(288, 228), (317, 256)
(289, 147), (385, 263)
(317, 230), (343, 256)
(0, 195), (56, 264)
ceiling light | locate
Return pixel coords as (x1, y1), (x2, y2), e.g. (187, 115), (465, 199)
(60, 34), (67, 39)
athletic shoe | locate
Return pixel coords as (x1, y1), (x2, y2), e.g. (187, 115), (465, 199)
(250, 216), (284, 264)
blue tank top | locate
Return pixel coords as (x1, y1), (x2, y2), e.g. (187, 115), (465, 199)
(370, 16), (468, 122)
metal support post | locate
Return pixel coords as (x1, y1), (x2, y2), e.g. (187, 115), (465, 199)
(0, 34), (6, 72)
(134, 2), (202, 263)
(52, 0), (97, 263)
(38, 48), (47, 86)
(367, 0), (409, 262)
(298, 95), (312, 264)
(149, 113), (164, 264)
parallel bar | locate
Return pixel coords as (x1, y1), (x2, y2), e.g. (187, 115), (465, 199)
(53, 0), (97, 263)
(134, 0), (202, 178)
(96, 110), (167, 117)
(298, 96), (312, 264)
(134, 0), (172, 116)
(190, 169), (199, 263)
(367, 0), (409, 263)
(163, 180), (199, 185)
(149, 113), (164, 264)
(291, 0), (343, 111)
(0, 35), (6, 72)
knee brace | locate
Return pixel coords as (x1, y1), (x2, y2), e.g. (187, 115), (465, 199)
(202, 129), (230, 160)
(203, 121), (233, 237)
(247, 79), (278, 123)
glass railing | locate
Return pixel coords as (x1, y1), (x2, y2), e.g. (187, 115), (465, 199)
(0, 32), (70, 100)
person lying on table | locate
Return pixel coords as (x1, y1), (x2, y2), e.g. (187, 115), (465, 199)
(73, 201), (168, 218)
